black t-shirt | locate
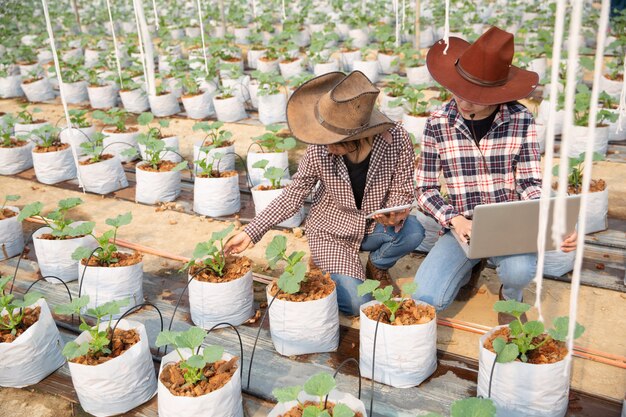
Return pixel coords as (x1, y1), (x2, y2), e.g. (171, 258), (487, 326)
(343, 153), (371, 210)
(463, 107), (499, 144)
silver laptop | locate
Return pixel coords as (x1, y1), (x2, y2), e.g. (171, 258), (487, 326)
(452, 196), (581, 259)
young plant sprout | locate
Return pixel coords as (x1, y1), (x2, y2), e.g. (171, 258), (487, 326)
(573, 84), (619, 127)
(252, 124), (296, 152)
(194, 148), (224, 177)
(552, 152), (604, 192)
(193, 121), (233, 148)
(424, 397), (496, 417)
(71, 212), (132, 266)
(357, 279), (418, 321)
(251, 70), (285, 96)
(155, 327), (224, 386)
(252, 159), (286, 189)
(68, 109), (91, 128)
(137, 112), (169, 140)
(390, 85), (441, 116)
(30, 125), (62, 149)
(265, 235), (308, 294)
(92, 107), (131, 133)
(1, 194), (20, 211)
(183, 224), (235, 277)
(382, 74), (408, 98)
(79, 131), (106, 164)
(491, 300), (585, 363)
(54, 296), (130, 360)
(0, 114), (16, 147)
(17, 198), (95, 239)
(272, 372), (355, 417)
(0, 275), (43, 337)
(15, 105), (43, 125)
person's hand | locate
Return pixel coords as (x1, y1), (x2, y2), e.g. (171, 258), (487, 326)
(561, 231), (577, 253)
(224, 231), (252, 255)
(373, 208), (410, 230)
(450, 215), (472, 244)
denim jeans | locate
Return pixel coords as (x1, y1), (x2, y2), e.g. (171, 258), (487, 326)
(413, 230), (537, 311)
(331, 215), (425, 316)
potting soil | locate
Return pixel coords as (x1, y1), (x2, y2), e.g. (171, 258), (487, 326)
(81, 251), (142, 268)
(137, 160), (179, 172)
(78, 153), (114, 165)
(0, 306), (40, 343)
(279, 401), (364, 417)
(70, 328), (140, 365)
(484, 327), (569, 364)
(363, 299), (436, 325)
(268, 269), (335, 302)
(160, 356), (238, 397)
(0, 208), (17, 220)
(0, 139), (28, 148)
(33, 143), (70, 153)
(190, 255), (252, 283)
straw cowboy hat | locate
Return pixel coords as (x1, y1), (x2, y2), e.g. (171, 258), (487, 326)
(426, 26), (539, 105)
(286, 71), (395, 145)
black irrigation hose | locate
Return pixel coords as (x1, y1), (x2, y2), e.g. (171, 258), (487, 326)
(110, 301), (164, 356)
(99, 141), (138, 160)
(324, 357), (362, 409)
(199, 322), (245, 380)
(488, 353), (499, 399)
(215, 151), (252, 189)
(77, 247), (103, 297)
(9, 226), (45, 295)
(246, 289), (280, 390)
(369, 310), (390, 416)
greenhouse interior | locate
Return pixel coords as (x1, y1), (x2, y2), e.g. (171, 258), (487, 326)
(0, 0), (625, 415)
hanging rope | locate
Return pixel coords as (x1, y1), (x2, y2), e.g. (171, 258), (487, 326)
(105, 0), (124, 89)
(616, 55), (626, 134)
(196, 0), (210, 75)
(401, 0), (406, 32)
(133, 0), (149, 92)
(152, 0), (159, 31)
(282, 0), (286, 20)
(251, 0), (256, 19)
(40, 0), (85, 191)
(533, 0), (568, 321)
(443, 0), (450, 54)
(134, 0), (157, 97)
(394, 0), (400, 48)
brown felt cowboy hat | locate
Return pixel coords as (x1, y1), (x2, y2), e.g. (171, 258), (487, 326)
(286, 71), (395, 145)
(426, 26), (539, 106)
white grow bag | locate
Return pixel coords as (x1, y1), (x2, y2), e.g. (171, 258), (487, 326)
(193, 141), (235, 172)
(0, 206), (24, 260)
(138, 135), (180, 163)
(0, 75), (24, 98)
(213, 96), (247, 123)
(314, 61), (340, 76)
(268, 390), (366, 417)
(32, 146), (77, 184)
(352, 60), (379, 83)
(32, 221), (98, 283)
(135, 162), (181, 204)
(63, 81), (89, 104)
(0, 299), (65, 388)
(257, 93), (287, 125)
(102, 128), (139, 163)
(14, 120), (50, 141)
(60, 126), (95, 156)
(246, 151), (290, 187)
(402, 113), (429, 143)
(78, 257), (144, 319)
(582, 188), (609, 234)
(87, 84), (118, 109)
(377, 53), (399, 74)
(247, 48), (266, 69)
(148, 93), (181, 117)
(477, 326), (570, 417)
(567, 125), (610, 158)
(266, 285), (339, 356)
(279, 58), (304, 78)
(158, 349), (243, 417)
(359, 300), (437, 388)
(21, 78), (55, 102)
(120, 88), (150, 114)
(78, 155), (129, 194)
(379, 93), (404, 122)
(340, 50), (361, 72)
(0, 141), (34, 175)
(182, 91), (215, 119)
(193, 174), (241, 217)
(251, 182), (304, 228)
(68, 320), (157, 417)
(188, 268), (254, 329)
(406, 66), (434, 85)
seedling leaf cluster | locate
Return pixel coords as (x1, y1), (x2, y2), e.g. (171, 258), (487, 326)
(17, 198), (95, 239)
(0, 276), (43, 336)
(183, 224), (235, 277)
(266, 235), (308, 294)
(72, 212), (133, 266)
(357, 279), (417, 321)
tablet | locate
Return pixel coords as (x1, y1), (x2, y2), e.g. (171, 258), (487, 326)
(365, 204), (413, 219)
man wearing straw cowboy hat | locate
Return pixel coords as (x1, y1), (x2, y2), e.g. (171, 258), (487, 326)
(413, 27), (577, 324)
(225, 71), (425, 316)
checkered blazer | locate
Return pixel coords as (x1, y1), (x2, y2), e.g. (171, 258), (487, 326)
(416, 99), (542, 227)
(245, 123), (415, 280)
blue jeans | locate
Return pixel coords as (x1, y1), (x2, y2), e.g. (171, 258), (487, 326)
(413, 230), (537, 311)
(331, 215), (425, 316)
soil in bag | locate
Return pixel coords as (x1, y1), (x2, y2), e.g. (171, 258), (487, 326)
(70, 328), (140, 365)
(484, 327), (569, 364)
(33, 143), (70, 153)
(160, 356), (238, 397)
(190, 255), (251, 283)
(137, 160), (179, 172)
(79, 153), (114, 165)
(39, 233), (86, 240)
(268, 269), (336, 302)
(0, 208), (17, 220)
(363, 299), (435, 325)
(567, 179), (606, 195)
(0, 139), (29, 148)
(0, 306), (41, 343)
(81, 251), (142, 267)
(280, 401), (364, 417)
(196, 170), (237, 179)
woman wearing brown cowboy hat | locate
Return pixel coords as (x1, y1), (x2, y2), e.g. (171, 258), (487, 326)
(412, 27), (577, 324)
(225, 70), (425, 316)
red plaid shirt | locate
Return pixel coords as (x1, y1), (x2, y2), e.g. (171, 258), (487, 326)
(416, 100), (542, 227)
(245, 123), (415, 280)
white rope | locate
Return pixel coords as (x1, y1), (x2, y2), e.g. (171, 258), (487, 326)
(617, 55), (626, 134)
(443, 0), (450, 55)
(196, 0), (210, 75)
(533, 0), (568, 321)
(133, 0), (149, 92)
(251, 0), (256, 19)
(105, 0), (124, 89)
(134, 0), (156, 97)
(40, 0), (84, 191)
(282, 0), (286, 20)
(394, 0), (400, 48)
(564, 0), (611, 377)
(401, 0), (405, 32)
(152, 0), (159, 31)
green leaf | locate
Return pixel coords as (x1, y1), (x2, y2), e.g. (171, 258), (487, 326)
(401, 282), (417, 296)
(17, 202), (43, 222)
(105, 212), (132, 228)
(523, 321), (545, 338)
(155, 330), (180, 348)
(175, 327), (207, 350)
(494, 340), (519, 363)
(303, 372), (335, 398)
(122, 147), (139, 158)
(548, 316), (585, 341)
(14, 292), (43, 308)
(508, 320), (523, 336)
(185, 354), (206, 369)
(277, 269), (305, 294)
(373, 286), (393, 303)
(252, 159), (269, 170)
(266, 235), (287, 267)
(202, 345), (224, 363)
(272, 385), (302, 403)
(137, 112), (154, 126)
(5, 195), (20, 202)
(67, 221), (96, 237)
(0, 275), (12, 292)
(493, 300), (531, 318)
(303, 407), (326, 417)
(87, 298), (129, 318)
(357, 279), (380, 297)
(91, 110), (107, 120)
(211, 224), (235, 242)
(55, 295), (90, 316)
(286, 251), (305, 266)
(332, 403), (355, 417)
(58, 198), (83, 210)
(72, 246), (95, 261)
(450, 397), (496, 417)
(62, 341), (90, 360)
(172, 161), (188, 172)
(158, 119), (170, 128)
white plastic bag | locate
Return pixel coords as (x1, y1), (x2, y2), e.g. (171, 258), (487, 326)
(32, 222), (98, 283)
(257, 58), (279, 73)
(477, 326), (569, 417)
(268, 389), (366, 417)
(377, 53), (399, 74)
(0, 141), (34, 175)
(32, 146), (77, 184)
(247, 49), (266, 69)
(258, 93), (287, 125)
(267, 285), (339, 356)
(340, 50), (361, 72)
(148, 93), (181, 117)
(63, 81), (89, 104)
(359, 300), (437, 388)
(0, 206), (24, 260)
(406, 66), (434, 85)
(213, 96), (247, 123)
(584, 188), (609, 234)
(0, 299), (65, 388)
(188, 270), (254, 329)
(158, 349), (243, 417)
(246, 151), (290, 187)
(379, 93), (404, 122)
(139, 135), (180, 163)
(14, 121), (50, 141)
(568, 125), (609, 158)
(348, 28), (369, 48)
(182, 91), (215, 119)
(21, 78), (55, 102)
(0, 75), (24, 98)
(135, 163), (181, 204)
(252, 182), (304, 228)
(279, 58), (304, 78)
(60, 126), (95, 156)
(68, 319), (158, 417)
(402, 113), (428, 144)
(193, 141), (235, 172)
(87, 84), (118, 109)
(102, 128), (139, 163)
(353, 60), (379, 83)
(120, 88), (150, 113)
(194, 175), (240, 217)
(78, 155), (129, 194)
(314, 61), (340, 76)
(78, 257), (144, 318)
